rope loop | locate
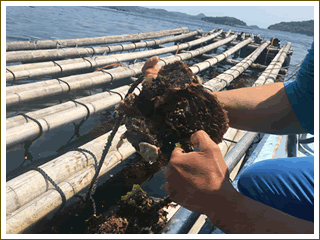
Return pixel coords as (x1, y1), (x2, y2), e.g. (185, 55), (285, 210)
(52, 61), (63, 72)
(7, 68), (16, 86)
(57, 78), (71, 93)
(17, 113), (43, 165)
(17, 113), (43, 143)
(103, 89), (124, 100)
(203, 86), (214, 92)
(68, 100), (91, 138)
(32, 167), (67, 214)
(88, 46), (96, 57)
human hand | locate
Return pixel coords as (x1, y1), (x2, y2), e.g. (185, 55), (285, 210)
(142, 56), (161, 79)
(165, 130), (238, 213)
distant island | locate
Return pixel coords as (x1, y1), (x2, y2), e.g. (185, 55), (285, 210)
(201, 16), (247, 27)
(106, 6), (313, 36)
(268, 20), (314, 36)
(248, 25), (260, 29)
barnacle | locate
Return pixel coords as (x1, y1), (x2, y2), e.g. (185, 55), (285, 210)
(117, 61), (229, 159)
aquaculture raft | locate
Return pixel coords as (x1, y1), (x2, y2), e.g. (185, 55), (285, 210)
(6, 27), (294, 234)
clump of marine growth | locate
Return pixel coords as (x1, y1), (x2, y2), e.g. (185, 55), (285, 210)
(86, 185), (171, 234)
(116, 61), (229, 158)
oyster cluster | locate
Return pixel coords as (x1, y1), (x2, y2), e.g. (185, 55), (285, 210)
(116, 61), (229, 158)
(86, 185), (170, 234)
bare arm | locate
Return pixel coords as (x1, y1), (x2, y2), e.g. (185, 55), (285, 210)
(213, 82), (307, 134)
(141, 56), (306, 135)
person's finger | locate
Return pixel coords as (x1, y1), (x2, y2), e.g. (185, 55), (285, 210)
(145, 56), (159, 67)
(142, 56), (160, 76)
(190, 130), (216, 153)
(170, 147), (185, 160)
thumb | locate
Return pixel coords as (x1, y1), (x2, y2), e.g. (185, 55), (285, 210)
(144, 56), (159, 67)
(170, 147), (185, 160)
(190, 130), (217, 154)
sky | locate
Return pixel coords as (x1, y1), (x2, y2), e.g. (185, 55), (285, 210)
(143, 2), (317, 29)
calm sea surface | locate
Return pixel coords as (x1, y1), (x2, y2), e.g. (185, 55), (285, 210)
(5, 6), (314, 176)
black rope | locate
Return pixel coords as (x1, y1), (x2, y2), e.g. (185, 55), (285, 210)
(215, 77), (228, 86)
(85, 75), (145, 203)
(17, 113), (43, 165)
(52, 61), (63, 72)
(32, 167), (67, 214)
(203, 86), (214, 92)
(56, 41), (62, 49)
(81, 57), (93, 68)
(71, 148), (98, 215)
(57, 78), (71, 93)
(103, 89), (124, 100)
(7, 68), (16, 86)
(119, 44), (124, 54)
(223, 138), (238, 144)
(87, 46), (96, 57)
(75, 193), (97, 216)
(100, 69), (114, 82)
(65, 100), (91, 143)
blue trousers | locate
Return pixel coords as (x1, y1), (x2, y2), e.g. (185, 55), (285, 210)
(237, 156), (314, 222)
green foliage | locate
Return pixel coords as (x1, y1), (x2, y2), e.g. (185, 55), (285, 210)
(201, 16), (247, 27)
(268, 20), (314, 36)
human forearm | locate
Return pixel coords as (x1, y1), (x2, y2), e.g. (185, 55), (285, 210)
(213, 83), (306, 134)
(206, 191), (314, 234)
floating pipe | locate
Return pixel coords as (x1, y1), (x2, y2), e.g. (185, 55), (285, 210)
(222, 58), (287, 74)
(6, 85), (132, 129)
(6, 125), (128, 215)
(264, 43), (291, 84)
(225, 129), (248, 155)
(203, 40), (270, 92)
(213, 35), (293, 55)
(6, 62), (144, 107)
(225, 132), (260, 172)
(6, 30), (203, 63)
(253, 43), (291, 86)
(6, 29), (204, 71)
(6, 86), (139, 148)
(6, 27), (189, 51)
(6, 32), (235, 107)
(6, 36), (251, 148)
(6, 142), (136, 234)
(6, 30), (223, 82)
(189, 37), (253, 73)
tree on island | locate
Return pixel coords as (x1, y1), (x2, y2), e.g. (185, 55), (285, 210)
(201, 16), (247, 27)
(268, 20), (314, 36)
